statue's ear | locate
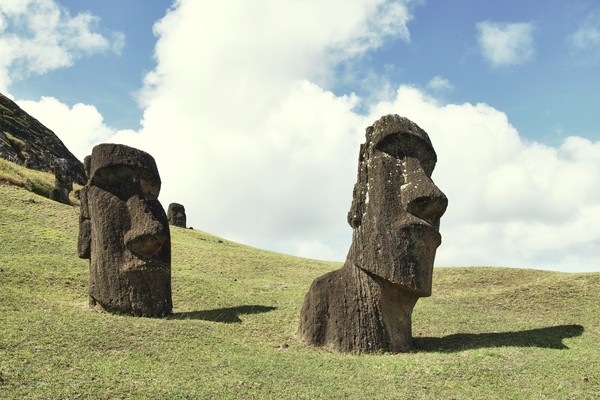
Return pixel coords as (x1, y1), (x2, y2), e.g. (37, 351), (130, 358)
(347, 143), (368, 228)
(78, 220), (91, 259)
(77, 187), (91, 259)
(83, 155), (91, 178)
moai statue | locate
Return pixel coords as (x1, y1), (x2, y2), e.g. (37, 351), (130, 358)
(298, 115), (448, 353)
(167, 203), (187, 228)
(77, 144), (172, 317)
(49, 158), (72, 205)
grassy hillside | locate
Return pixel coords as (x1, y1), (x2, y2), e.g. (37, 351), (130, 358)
(1, 165), (599, 399)
(0, 157), (81, 204)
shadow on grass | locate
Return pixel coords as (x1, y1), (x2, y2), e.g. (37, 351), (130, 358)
(169, 305), (277, 323)
(414, 324), (584, 352)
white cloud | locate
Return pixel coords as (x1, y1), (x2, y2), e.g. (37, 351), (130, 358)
(427, 75), (453, 92)
(0, 0), (124, 91)
(476, 21), (535, 67)
(22, 0), (600, 272)
(368, 86), (600, 271)
(113, 0), (419, 261)
(139, 0), (415, 104)
(569, 9), (600, 63)
(18, 96), (128, 161)
(118, 0), (598, 272)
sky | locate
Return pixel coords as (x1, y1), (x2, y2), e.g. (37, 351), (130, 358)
(1, 0), (599, 272)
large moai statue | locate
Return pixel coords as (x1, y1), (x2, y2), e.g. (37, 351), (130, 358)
(298, 115), (448, 353)
(49, 158), (72, 205)
(167, 203), (187, 228)
(77, 143), (172, 317)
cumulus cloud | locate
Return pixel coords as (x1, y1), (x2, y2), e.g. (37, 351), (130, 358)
(368, 86), (600, 271)
(18, 0), (600, 272)
(18, 96), (128, 161)
(107, 0), (599, 272)
(0, 0), (124, 91)
(476, 21), (535, 67)
(113, 0), (419, 261)
(138, 0), (416, 105)
(569, 9), (600, 63)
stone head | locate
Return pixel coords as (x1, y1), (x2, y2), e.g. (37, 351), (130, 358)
(78, 143), (172, 316)
(347, 115), (447, 297)
(167, 203), (187, 228)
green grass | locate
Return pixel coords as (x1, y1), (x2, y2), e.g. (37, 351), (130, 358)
(0, 157), (54, 197)
(3, 131), (26, 151)
(1, 176), (599, 399)
(0, 157), (80, 203)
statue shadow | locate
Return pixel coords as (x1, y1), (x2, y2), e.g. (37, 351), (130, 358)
(414, 324), (584, 353)
(169, 305), (277, 323)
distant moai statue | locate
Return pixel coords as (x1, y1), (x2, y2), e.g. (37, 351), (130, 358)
(298, 115), (448, 353)
(167, 203), (187, 228)
(77, 144), (172, 317)
(49, 158), (72, 205)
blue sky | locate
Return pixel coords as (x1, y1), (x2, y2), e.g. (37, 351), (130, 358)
(341, 0), (600, 145)
(1, 0), (600, 271)
(8, 0), (600, 143)
(8, 0), (171, 129)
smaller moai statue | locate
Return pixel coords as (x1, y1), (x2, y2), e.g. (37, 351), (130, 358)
(77, 143), (172, 317)
(167, 203), (187, 228)
(49, 158), (72, 205)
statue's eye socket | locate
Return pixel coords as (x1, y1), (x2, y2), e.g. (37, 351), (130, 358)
(91, 166), (160, 201)
(90, 168), (126, 196)
(140, 178), (160, 199)
(375, 133), (436, 177)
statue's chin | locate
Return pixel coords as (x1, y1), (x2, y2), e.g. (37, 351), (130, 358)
(350, 224), (439, 296)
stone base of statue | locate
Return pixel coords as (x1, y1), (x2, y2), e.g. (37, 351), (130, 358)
(299, 261), (417, 353)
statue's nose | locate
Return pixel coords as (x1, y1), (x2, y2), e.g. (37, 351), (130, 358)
(124, 196), (169, 260)
(401, 158), (448, 229)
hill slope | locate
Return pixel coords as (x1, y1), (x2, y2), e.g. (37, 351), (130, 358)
(1, 173), (599, 399)
(0, 93), (85, 185)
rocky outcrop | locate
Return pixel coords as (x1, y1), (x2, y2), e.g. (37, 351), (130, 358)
(0, 92), (85, 185)
(78, 143), (172, 317)
(298, 115), (448, 353)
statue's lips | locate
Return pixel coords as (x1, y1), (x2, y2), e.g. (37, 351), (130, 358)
(121, 257), (170, 273)
(398, 222), (442, 247)
(125, 232), (167, 260)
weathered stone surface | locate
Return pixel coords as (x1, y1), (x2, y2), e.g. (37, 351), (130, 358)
(0, 92), (86, 185)
(298, 114), (448, 353)
(167, 203), (187, 228)
(49, 158), (72, 205)
(78, 143), (172, 317)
